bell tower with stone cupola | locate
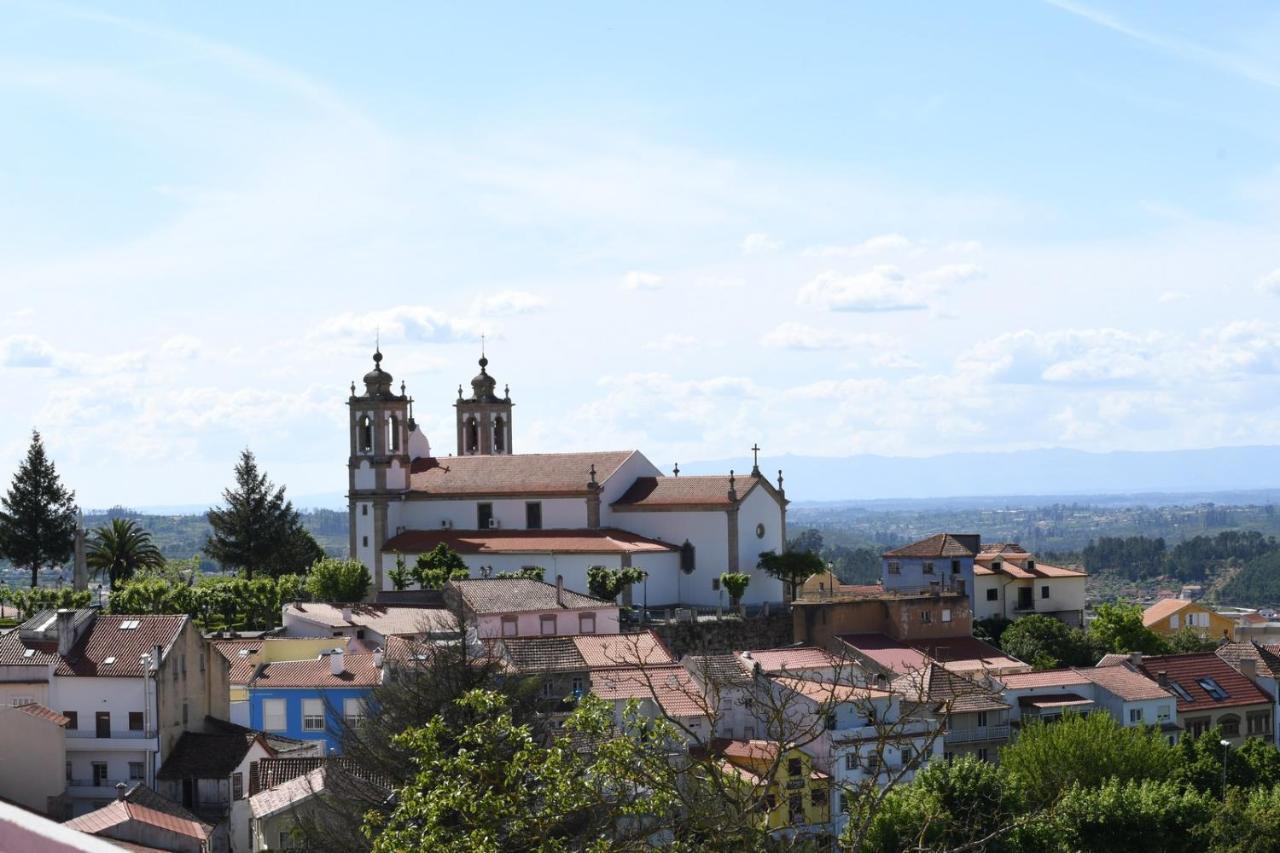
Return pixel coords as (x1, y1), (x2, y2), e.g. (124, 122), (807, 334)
(454, 351), (513, 456)
(348, 347), (413, 595)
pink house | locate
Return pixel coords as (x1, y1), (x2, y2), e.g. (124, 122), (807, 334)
(446, 577), (620, 639)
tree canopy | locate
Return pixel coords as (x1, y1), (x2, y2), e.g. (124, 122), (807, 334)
(999, 614), (1097, 669)
(0, 430), (78, 588)
(306, 557), (371, 603)
(1088, 602), (1169, 655)
(757, 548), (825, 600)
(413, 544), (469, 589)
(87, 518), (164, 590)
(585, 565), (646, 602)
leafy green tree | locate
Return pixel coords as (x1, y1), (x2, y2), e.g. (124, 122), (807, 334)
(718, 572), (750, 607)
(585, 565), (646, 602)
(86, 518), (164, 590)
(307, 558), (372, 603)
(1000, 712), (1180, 809)
(974, 616), (1013, 647)
(0, 430), (78, 588)
(1212, 784), (1280, 852)
(1173, 728), (1280, 797)
(495, 566), (545, 581)
(999, 614), (1097, 669)
(1053, 778), (1216, 853)
(787, 528), (824, 554)
(204, 449), (318, 579)
(7, 587), (91, 618)
(109, 577), (195, 616)
(757, 549), (824, 600)
(1088, 602), (1169, 655)
(387, 553), (412, 591)
(412, 544), (469, 589)
(1167, 625), (1217, 653)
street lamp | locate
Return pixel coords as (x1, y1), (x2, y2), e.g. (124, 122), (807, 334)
(1220, 738), (1231, 793)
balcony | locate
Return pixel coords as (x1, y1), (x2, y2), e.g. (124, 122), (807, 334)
(65, 730), (158, 752)
(945, 724), (1010, 744)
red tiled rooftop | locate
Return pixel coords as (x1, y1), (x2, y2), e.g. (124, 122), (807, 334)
(383, 527), (677, 555)
(15, 703), (71, 727)
(738, 646), (846, 674)
(591, 665), (706, 717)
(1139, 653), (1274, 711)
(64, 800), (211, 841)
(611, 474), (766, 509)
(1076, 664), (1174, 702)
(883, 533), (981, 559)
(998, 669), (1091, 690)
(408, 451), (636, 497)
(0, 612), (186, 678)
(249, 655), (382, 689)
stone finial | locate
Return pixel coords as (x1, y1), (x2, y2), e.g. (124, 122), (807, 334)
(588, 463), (598, 488)
(457, 384), (464, 400)
(400, 380), (406, 397)
(777, 468), (785, 493)
(728, 469), (737, 501)
(504, 383), (510, 400)
(673, 462), (680, 477)
(350, 381), (356, 396)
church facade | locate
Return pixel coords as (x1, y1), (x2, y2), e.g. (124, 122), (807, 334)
(346, 350), (787, 606)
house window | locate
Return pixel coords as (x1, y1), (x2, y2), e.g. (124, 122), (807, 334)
(986, 588), (998, 601)
(1186, 717), (1211, 737)
(571, 676), (585, 696)
(64, 711), (78, 730)
(976, 711), (988, 727)
(1220, 714), (1241, 737)
(845, 753), (859, 770)
(810, 786), (825, 807)
(922, 561), (935, 575)
(128, 762), (144, 781)
(477, 503), (494, 529)
(1249, 712), (1271, 735)
(344, 698), (366, 725)
(887, 561), (901, 575)
(92, 762), (108, 787)
(901, 746), (914, 766)
(1041, 585), (1050, 599)
(1157, 705), (1172, 722)
(825, 713), (837, 731)
(501, 616), (518, 637)
(977, 748), (989, 762)
(540, 614), (557, 636)
(302, 699), (325, 731)
(712, 577), (720, 591)
(1128, 708), (1144, 724)
(941, 609), (952, 623)
(579, 613), (596, 635)
(920, 610), (932, 624)
(362, 504), (368, 516)
(951, 559), (961, 574)
(263, 699), (286, 732)
(1198, 677), (1230, 701)
(788, 793), (803, 824)
(65, 762), (71, 783)
(525, 502), (542, 530)
(680, 541), (696, 574)
(362, 536), (368, 547)
(232, 772), (244, 800)
(788, 757), (803, 777)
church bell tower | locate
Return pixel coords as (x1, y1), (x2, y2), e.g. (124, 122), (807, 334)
(455, 352), (513, 456)
(348, 348), (413, 594)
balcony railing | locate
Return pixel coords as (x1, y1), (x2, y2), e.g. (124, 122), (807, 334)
(945, 724), (1010, 744)
(66, 729), (156, 739)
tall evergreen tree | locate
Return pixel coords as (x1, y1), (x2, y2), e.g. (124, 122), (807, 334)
(0, 430), (78, 588)
(204, 449), (319, 579)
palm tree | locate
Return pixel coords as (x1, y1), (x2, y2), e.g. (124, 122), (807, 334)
(86, 519), (164, 590)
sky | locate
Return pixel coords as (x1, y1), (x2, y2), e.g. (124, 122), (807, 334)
(3, 1), (1280, 508)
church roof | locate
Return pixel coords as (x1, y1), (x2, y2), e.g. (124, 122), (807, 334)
(611, 474), (764, 510)
(407, 451), (637, 497)
(383, 528), (678, 555)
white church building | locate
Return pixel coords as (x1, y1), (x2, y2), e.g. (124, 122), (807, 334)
(346, 350), (787, 607)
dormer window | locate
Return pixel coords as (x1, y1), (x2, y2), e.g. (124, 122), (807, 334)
(1027, 559), (1036, 570)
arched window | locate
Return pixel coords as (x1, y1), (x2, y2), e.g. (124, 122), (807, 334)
(1220, 714), (1241, 737)
(388, 415), (400, 452)
(359, 415), (373, 452)
(680, 540), (696, 574)
(466, 418), (479, 454)
(493, 416), (505, 453)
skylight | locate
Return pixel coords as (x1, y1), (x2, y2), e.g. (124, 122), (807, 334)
(102, 656), (116, 665)
(119, 620), (140, 630)
(1168, 681), (1194, 702)
(1197, 677), (1230, 701)
(36, 615), (57, 632)
(23, 649), (35, 658)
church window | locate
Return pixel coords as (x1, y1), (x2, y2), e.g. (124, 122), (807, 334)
(362, 505), (368, 517)
(712, 577), (720, 591)
(359, 415), (373, 452)
(525, 502), (542, 530)
(494, 416), (505, 453)
(466, 418), (479, 454)
(362, 536), (368, 547)
(388, 415), (400, 452)
(478, 503), (494, 529)
(680, 541), (696, 574)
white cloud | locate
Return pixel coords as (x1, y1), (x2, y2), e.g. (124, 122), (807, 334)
(310, 306), (484, 345)
(0, 335), (145, 376)
(872, 352), (921, 370)
(1158, 290), (1188, 303)
(1, 335), (56, 368)
(959, 328), (1169, 386)
(642, 333), (699, 352)
(760, 322), (888, 351)
(802, 233), (913, 258)
(740, 232), (782, 254)
(797, 266), (928, 312)
(621, 271), (663, 291)
(917, 263), (984, 285)
(1258, 268), (1280, 296)
(161, 335), (202, 360)
(470, 290), (547, 316)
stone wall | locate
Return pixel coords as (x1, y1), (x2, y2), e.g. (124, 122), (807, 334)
(650, 613), (793, 658)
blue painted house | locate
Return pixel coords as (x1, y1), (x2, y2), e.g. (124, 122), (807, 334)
(246, 650), (382, 753)
(881, 533), (979, 599)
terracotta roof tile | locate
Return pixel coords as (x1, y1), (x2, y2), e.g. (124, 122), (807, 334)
(573, 631), (673, 669)
(1139, 653), (1274, 711)
(0, 612), (185, 677)
(284, 602), (457, 636)
(591, 665), (706, 717)
(997, 669), (1091, 690)
(1142, 599), (1195, 627)
(738, 647), (846, 675)
(611, 475), (765, 509)
(773, 676), (890, 703)
(892, 663), (1010, 713)
(883, 533), (981, 559)
(249, 655), (382, 689)
(448, 578), (609, 614)
(683, 653), (752, 686)
(1075, 664), (1174, 702)
(408, 451), (636, 497)
(65, 800), (211, 841)
(384, 528), (677, 555)
(14, 703), (71, 727)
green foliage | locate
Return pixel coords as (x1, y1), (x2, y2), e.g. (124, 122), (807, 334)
(109, 577), (194, 616)
(109, 574), (304, 630)
(585, 565), (646, 602)
(757, 548), (825, 599)
(1088, 602), (1169, 655)
(1081, 530), (1279, 586)
(1173, 728), (1280, 797)
(204, 449), (321, 579)
(787, 528), (824, 554)
(494, 566), (545, 581)
(306, 558), (372, 603)
(1082, 535), (1167, 579)
(999, 614), (1097, 669)
(0, 430), (78, 588)
(387, 553), (412, 591)
(87, 518), (164, 590)
(1167, 625), (1218, 653)
(1212, 785), (1280, 853)
(718, 571), (750, 604)
(1220, 550), (1280, 606)
(974, 616), (1013, 646)
(2, 586), (91, 619)
(1000, 712), (1180, 809)
(412, 544), (469, 589)
(1052, 778), (1216, 853)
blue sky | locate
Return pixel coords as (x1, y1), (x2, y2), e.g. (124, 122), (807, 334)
(2, 1), (1280, 507)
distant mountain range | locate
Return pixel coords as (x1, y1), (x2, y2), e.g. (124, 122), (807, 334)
(125, 445), (1280, 514)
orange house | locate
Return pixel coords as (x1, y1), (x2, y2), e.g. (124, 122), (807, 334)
(1142, 599), (1235, 642)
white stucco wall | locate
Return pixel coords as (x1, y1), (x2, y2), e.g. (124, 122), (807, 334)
(397, 497), (588, 532)
(474, 606), (621, 639)
(0, 707), (66, 816)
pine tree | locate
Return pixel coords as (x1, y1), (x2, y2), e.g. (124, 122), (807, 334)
(205, 449), (319, 579)
(0, 430), (78, 588)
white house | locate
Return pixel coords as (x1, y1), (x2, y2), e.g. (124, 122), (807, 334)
(996, 664), (1178, 737)
(345, 350), (788, 607)
(446, 576), (620, 639)
(972, 543), (1087, 627)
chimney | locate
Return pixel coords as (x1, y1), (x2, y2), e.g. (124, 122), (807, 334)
(556, 575), (564, 607)
(1157, 670), (1169, 687)
(115, 782), (127, 801)
(56, 610), (76, 656)
(1240, 658), (1258, 681)
(151, 645), (163, 673)
(330, 649), (345, 676)
(341, 605), (353, 622)
(1129, 651), (1142, 668)
(373, 648), (384, 668)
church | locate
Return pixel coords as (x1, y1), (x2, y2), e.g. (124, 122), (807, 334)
(346, 349), (788, 607)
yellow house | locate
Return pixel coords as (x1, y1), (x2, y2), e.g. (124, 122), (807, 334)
(1143, 599), (1235, 642)
(713, 739), (830, 834)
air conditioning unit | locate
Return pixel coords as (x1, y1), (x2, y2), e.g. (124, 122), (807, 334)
(440, 519), (453, 529)
(488, 518), (500, 529)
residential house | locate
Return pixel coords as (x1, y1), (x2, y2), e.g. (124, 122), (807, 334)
(246, 649), (382, 753)
(0, 703), (70, 816)
(215, 636), (368, 727)
(894, 663), (1011, 762)
(246, 758), (390, 852)
(997, 664), (1179, 739)
(0, 797), (128, 852)
(881, 533), (979, 598)
(799, 571), (881, 600)
(1217, 642), (1280, 743)
(1135, 653), (1274, 745)
(591, 664), (711, 742)
(64, 784), (214, 853)
(972, 543), (1087, 626)
(838, 633), (1026, 679)
(710, 739), (831, 837)
(0, 610), (226, 817)
(1142, 599), (1236, 642)
(446, 576), (620, 639)
(281, 602), (457, 645)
